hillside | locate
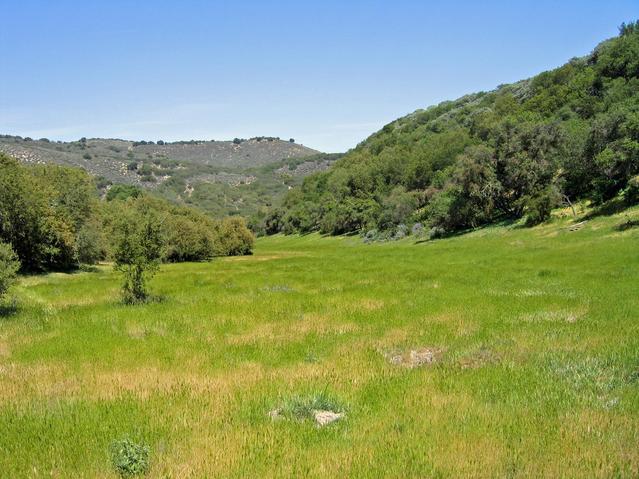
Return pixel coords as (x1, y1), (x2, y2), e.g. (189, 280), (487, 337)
(0, 135), (336, 219)
(0, 136), (318, 183)
(267, 22), (639, 236)
(1, 204), (638, 476)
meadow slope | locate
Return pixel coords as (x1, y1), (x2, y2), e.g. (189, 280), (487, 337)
(0, 207), (638, 477)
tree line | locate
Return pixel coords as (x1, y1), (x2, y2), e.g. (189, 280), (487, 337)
(0, 153), (254, 302)
(260, 22), (639, 238)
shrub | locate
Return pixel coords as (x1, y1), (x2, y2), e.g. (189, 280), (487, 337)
(164, 213), (215, 262)
(213, 217), (254, 256)
(362, 229), (379, 244)
(428, 226), (446, 240)
(0, 242), (19, 300)
(110, 438), (150, 477)
(106, 185), (143, 202)
(75, 220), (105, 264)
(113, 204), (165, 304)
(524, 189), (558, 226)
(411, 222), (425, 237)
(625, 175), (639, 204)
(0, 154), (80, 271)
(278, 392), (345, 421)
(393, 223), (408, 240)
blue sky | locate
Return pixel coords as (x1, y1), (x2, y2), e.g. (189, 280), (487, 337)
(1, 1), (637, 152)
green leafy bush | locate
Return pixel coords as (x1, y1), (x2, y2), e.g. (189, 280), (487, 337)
(0, 242), (19, 301)
(213, 217), (255, 256)
(625, 175), (639, 204)
(110, 438), (150, 477)
(524, 189), (559, 226)
(113, 201), (165, 304)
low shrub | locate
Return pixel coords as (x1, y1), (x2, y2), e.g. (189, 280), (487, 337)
(625, 176), (639, 205)
(0, 242), (19, 301)
(110, 438), (150, 477)
(278, 392), (345, 421)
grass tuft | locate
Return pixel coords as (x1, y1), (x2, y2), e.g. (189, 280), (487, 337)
(110, 438), (150, 477)
(278, 392), (346, 421)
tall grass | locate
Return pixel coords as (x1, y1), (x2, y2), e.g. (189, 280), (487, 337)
(0, 206), (638, 477)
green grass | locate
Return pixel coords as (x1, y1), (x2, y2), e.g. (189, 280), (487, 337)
(1, 207), (638, 477)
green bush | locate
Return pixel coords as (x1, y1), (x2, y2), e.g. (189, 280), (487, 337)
(0, 242), (19, 300)
(625, 176), (639, 204)
(113, 202), (165, 304)
(213, 217), (255, 256)
(110, 438), (150, 477)
(524, 189), (558, 226)
(0, 154), (87, 271)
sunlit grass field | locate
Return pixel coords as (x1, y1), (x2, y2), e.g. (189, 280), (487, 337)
(1, 207), (638, 478)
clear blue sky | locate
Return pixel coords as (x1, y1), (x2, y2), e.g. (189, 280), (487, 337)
(1, 1), (636, 152)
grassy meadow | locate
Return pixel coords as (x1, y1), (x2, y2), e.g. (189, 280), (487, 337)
(1, 207), (638, 478)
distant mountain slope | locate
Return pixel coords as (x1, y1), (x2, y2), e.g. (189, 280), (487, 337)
(268, 22), (639, 236)
(0, 136), (318, 186)
(0, 135), (339, 220)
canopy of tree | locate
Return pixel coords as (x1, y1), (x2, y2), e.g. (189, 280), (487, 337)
(0, 154), (254, 272)
(264, 22), (639, 236)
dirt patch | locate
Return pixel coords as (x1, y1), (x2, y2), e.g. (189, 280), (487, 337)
(385, 347), (443, 368)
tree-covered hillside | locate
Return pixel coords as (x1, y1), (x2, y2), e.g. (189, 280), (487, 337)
(266, 22), (639, 237)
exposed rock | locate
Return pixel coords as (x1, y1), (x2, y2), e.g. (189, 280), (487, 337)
(313, 410), (344, 427)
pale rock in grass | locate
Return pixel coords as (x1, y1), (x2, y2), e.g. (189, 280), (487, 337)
(313, 410), (344, 427)
(409, 349), (436, 367)
(268, 408), (283, 421)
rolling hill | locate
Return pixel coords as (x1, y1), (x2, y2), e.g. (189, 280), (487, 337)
(0, 135), (339, 219)
(268, 22), (639, 237)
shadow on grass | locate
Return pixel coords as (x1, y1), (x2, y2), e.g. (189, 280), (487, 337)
(19, 262), (104, 278)
(118, 294), (167, 307)
(581, 197), (633, 221)
(614, 218), (639, 231)
(0, 299), (19, 319)
(414, 217), (521, 244)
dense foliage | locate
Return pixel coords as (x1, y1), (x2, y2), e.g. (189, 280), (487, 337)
(267, 23), (639, 237)
(113, 201), (165, 304)
(0, 154), (100, 271)
(0, 153), (254, 272)
(0, 242), (19, 302)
